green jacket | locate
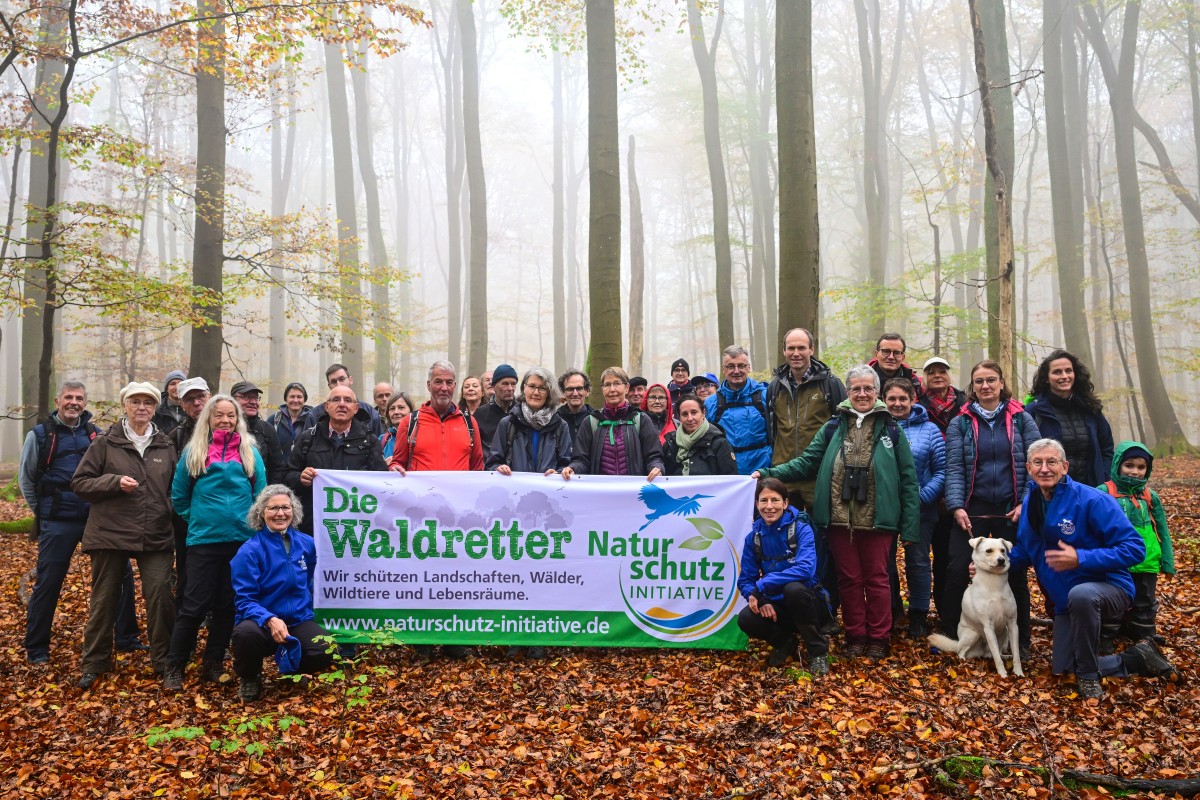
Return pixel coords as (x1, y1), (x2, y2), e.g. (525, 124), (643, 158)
(762, 400), (920, 543)
(1098, 441), (1174, 575)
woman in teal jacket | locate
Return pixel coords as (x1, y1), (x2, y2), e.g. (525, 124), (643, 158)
(163, 394), (265, 690)
(755, 365), (919, 661)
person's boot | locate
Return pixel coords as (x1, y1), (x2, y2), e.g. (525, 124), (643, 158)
(200, 661), (225, 684)
(1121, 639), (1182, 682)
(239, 674), (262, 701)
(766, 639), (794, 667)
(1077, 678), (1103, 700)
(162, 664), (184, 691)
(907, 610), (929, 639)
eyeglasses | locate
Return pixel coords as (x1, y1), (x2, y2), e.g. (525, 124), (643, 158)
(525, 384), (548, 394)
(724, 364), (750, 373)
(126, 398), (157, 407)
(563, 386), (588, 394)
(848, 386), (877, 395)
(601, 382), (625, 390)
(972, 377), (1000, 386)
(266, 505), (292, 513)
(1029, 459), (1062, 469)
(877, 348), (904, 357)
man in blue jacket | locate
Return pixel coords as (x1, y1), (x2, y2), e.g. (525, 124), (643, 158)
(705, 345), (771, 475)
(1011, 439), (1179, 700)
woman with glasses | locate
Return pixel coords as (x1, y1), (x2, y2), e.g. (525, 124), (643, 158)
(640, 383), (676, 444)
(754, 365), (920, 661)
(561, 367), (664, 481)
(486, 367), (573, 478)
(941, 360), (1040, 654)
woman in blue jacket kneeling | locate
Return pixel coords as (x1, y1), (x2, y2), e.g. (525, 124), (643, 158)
(737, 478), (831, 676)
(230, 485), (333, 701)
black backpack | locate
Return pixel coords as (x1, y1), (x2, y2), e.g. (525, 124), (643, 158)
(753, 517), (802, 562)
(404, 409), (476, 471)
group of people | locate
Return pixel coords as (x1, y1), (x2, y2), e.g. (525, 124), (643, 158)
(18, 331), (1179, 702)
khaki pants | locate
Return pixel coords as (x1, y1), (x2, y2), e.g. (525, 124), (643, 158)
(81, 549), (175, 674)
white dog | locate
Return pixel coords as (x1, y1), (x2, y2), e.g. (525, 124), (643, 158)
(929, 536), (1023, 677)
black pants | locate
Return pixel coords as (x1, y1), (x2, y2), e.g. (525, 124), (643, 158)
(930, 507), (955, 617)
(940, 500), (1031, 651)
(737, 582), (830, 657)
(1103, 572), (1159, 643)
(166, 541), (241, 668)
(231, 619), (334, 678)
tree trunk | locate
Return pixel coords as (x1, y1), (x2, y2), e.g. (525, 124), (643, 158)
(552, 50), (567, 375)
(269, 64), (296, 393)
(324, 41), (364, 381)
(392, 53), (412, 390)
(1082, 0), (1191, 451)
(775, 0), (820, 362)
(189, 0), (226, 391)
(687, 0), (734, 348)
(1042, 0), (1092, 363)
(458, 0), (488, 376)
(350, 42), (392, 383)
(435, 2), (465, 369)
(744, 0), (774, 364)
(627, 135), (645, 375)
(1189, 1), (1200, 194)
(586, 0), (622, 404)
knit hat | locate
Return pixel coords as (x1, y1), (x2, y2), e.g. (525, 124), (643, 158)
(1121, 446), (1152, 465)
(492, 364), (518, 384)
(284, 381), (308, 402)
(162, 369), (186, 388)
(176, 377), (210, 398)
(671, 358), (690, 374)
(274, 635), (303, 675)
(120, 381), (161, 405)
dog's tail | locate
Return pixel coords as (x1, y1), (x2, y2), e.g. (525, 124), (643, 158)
(928, 633), (958, 652)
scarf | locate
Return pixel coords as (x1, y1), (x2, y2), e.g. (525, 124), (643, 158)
(971, 401), (1003, 424)
(598, 402), (634, 444)
(518, 400), (556, 431)
(674, 420), (710, 476)
(122, 418), (155, 457)
(923, 389), (957, 420)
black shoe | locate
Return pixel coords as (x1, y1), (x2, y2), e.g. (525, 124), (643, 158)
(506, 646), (524, 659)
(864, 642), (891, 662)
(1077, 678), (1103, 700)
(766, 641), (794, 667)
(162, 664), (184, 691)
(907, 612), (929, 639)
(239, 675), (262, 701)
(413, 644), (434, 660)
(27, 652), (49, 665)
(336, 643), (358, 660)
(79, 672), (99, 690)
(443, 645), (468, 660)
(820, 620), (842, 637)
(116, 642), (150, 653)
(200, 662), (225, 684)
(1123, 639), (1182, 682)
(808, 654), (830, 677)
(842, 641), (866, 659)
(527, 647), (547, 660)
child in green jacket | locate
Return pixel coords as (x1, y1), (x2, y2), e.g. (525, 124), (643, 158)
(1099, 442), (1174, 643)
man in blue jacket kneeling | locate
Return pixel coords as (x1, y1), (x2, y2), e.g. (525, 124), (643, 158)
(230, 484), (334, 701)
(1011, 439), (1180, 700)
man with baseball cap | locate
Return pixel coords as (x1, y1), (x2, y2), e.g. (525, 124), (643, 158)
(472, 363), (518, 446)
(230, 380), (286, 484)
(667, 358), (692, 405)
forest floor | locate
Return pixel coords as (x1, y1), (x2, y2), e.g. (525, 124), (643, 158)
(2, 460), (1200, 799)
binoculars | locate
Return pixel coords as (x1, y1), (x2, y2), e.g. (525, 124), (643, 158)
(841, 465), (869, 503)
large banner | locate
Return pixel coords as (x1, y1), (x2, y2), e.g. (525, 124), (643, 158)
(313, 471), (756, 649)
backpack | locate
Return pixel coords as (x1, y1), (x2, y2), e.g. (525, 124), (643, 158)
(712, 388), (768, 453)
(405, 408), (476, 471)
(1102, 480), (1162, 543)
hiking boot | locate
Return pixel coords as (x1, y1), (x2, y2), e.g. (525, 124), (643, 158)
(239, 675), (262, 702)
(27, 652), (49, 665)
(766, 642), (794, 667)
(842, 641), (866, 659)
(907, 612), (929, 639)
(864, 641), (891, 662)
(1122, 639), (1182, 682)
(162, 664), (184, 691)
(820, 620), (842, 637)
(527, 647), (548, 660)
(808, 654), (830, 678)
(78, 672), (99, 690)
(200, 661), (225, 684)
(443, 645), (469, 660)
(506, 646), (524, 659)
(1077, 678), (1103, 700)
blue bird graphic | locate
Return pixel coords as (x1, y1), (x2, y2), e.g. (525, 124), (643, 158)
(637, 484), (712, 531)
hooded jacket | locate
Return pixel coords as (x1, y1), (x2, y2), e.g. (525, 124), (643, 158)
(640, 383), (677, 444)
(1098, 441), (1174, 575)
(72, 421), (178, 553)
(762, 400), (920, 542)
(1024, 393), (1114, 487)
(485, 403), (573, 473)
(944, 398), (1040, 513)
(285, 407), (387, 534)
(172, 429), (267, 547)
(662, 425), (737, 476)
(268, 404), (313, 456)
(231, 525), (317, 628)
(1010, 475), (1144, 611)
(704, 377), (771, 475)
(895, 404), (946, 508)
(737, 505), (821, 602)
(570, 403), (665, 476)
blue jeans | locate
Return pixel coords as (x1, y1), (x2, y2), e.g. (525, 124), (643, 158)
(888, 507), (936, 615)
(25, 518), (142, 658)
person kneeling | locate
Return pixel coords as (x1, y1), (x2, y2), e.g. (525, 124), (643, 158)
(737, 478), (831, 676)
(230, 485), (334, 701)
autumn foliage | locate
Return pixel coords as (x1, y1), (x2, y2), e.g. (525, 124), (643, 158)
(2, 461), (1199, 798)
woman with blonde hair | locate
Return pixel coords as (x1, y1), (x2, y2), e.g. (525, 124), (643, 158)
(163, 394), (266, 690)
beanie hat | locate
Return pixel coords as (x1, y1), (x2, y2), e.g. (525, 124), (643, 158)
(274, 635), (303, 675)
(1121, 446), (1153, 465)
(120, 381), (161, 405)
(284, 382), (308, 402)
(492, 364), (518, 384)
(671, 358), (690, 374)
(162, 369), (186, 388)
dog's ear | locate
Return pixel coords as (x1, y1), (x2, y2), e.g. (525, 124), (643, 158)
(1001, 539), (1014, 554)
(969, 536), (983, 550)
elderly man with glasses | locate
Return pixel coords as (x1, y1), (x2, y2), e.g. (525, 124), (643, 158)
(705, 345), (772, 476)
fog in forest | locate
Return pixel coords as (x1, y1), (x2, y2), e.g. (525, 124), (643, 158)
(3, 0), (1199, 460)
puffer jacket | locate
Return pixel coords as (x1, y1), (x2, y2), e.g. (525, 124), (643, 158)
(486, 403), (573, 473)
(944, 399), (1040, 513)
(72, 421), (178, 553)
(896, 404), (946, 507)
(737, 505), (821, 602)
(704, 377), (771, 475)
(570, 403), (664, 476)
(172, 429), (266, 547)
(1011, 476), (1144, 611)
(1024, 393), (1114, 487)
(762, 400), (920, 542)
(662, 425), (737, 476)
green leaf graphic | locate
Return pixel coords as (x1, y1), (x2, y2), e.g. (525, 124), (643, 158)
(678, 535), (712, 551)
(687, 517), (724, 540)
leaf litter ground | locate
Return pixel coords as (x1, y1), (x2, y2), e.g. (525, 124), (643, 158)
(3, 459), (1200, 798)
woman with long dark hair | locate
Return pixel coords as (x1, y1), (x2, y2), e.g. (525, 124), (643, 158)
(1024, 349), (1114, 487)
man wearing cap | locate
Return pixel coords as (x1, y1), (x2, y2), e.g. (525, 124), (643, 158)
(152, 370), (187, 434)
(869, 333), (922, 391)
(690, 372), (718, 402)
(19, 381), (145, 664)
(230, 380), (287, 484)
(628, 377), (648, 409)
(170, 377), (211, 603)
(766, 328), (847, 511)
(915, 357), (967, 435)
(556, 369), (594, 440)
(301, 364), (384, 437)
(667, 359), (692, 405)
(472, 363), (518, 446)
